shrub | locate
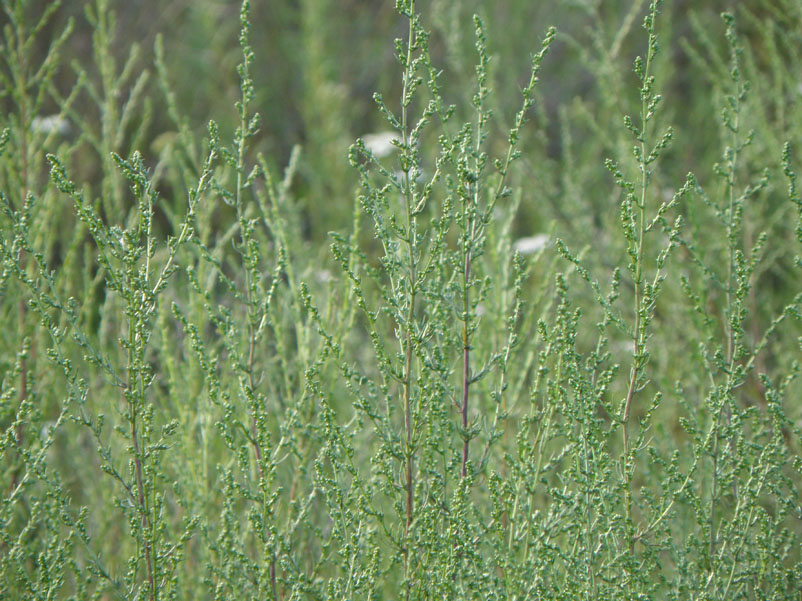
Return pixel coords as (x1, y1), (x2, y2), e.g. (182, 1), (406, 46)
(1, 0), (800, 599)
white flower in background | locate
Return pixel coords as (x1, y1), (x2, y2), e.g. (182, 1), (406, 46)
(316, 269), (333, 283)
(362, 131), (397, 158)
(513, 234), (549, 255)
(31, 114), (71, 136)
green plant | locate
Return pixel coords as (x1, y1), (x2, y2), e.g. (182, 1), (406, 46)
(1, 1), (800, 600)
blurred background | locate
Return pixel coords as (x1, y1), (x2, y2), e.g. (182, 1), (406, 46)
(6, 0), (800, 244)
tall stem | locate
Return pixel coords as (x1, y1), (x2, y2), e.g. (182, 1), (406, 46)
(712, 53), (741, 563)
(399, 3), (417, 595)
(622, 19), (654, 556)
(234, 9), (277, 592)
(461, 246), (471, 479)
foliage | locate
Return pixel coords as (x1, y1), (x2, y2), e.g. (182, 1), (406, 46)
(1, 0), (801, 599)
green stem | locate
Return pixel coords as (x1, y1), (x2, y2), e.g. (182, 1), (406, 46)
(622, 13), (655, 558)
(128, 312), (156, 601)
(400, 4), (417, 596)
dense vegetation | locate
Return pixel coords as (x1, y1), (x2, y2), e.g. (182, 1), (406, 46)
(1, 0), (801, 599)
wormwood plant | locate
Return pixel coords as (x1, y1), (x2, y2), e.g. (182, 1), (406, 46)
(1, 0), (801, 600)
(310, 2), (555, 596)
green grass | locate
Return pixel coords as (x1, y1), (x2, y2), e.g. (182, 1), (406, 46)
(1, 0), (801, 599)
